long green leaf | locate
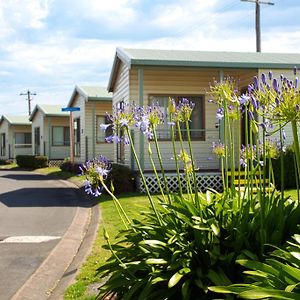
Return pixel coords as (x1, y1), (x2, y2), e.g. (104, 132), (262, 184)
(239, 288), (300, 300)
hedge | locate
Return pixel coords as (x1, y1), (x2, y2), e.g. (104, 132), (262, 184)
(16, 155), (48, 169)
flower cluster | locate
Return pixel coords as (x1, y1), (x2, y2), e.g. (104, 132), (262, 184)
(248, 70), (300, 128)
(212, 141), (225, 158)
(79, 155), (112, 197)
(240, 144), (262, 168)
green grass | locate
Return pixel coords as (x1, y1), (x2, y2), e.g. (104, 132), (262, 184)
(64, 193), (154, 300)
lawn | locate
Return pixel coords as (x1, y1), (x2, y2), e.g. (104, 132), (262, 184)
(64, 193), (155, 300)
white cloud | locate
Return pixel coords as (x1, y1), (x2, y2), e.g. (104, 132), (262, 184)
(68, 0), (139, 28)
(0, 0), (51, 31)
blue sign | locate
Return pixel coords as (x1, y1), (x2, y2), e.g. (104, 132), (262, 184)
(62, 107), (80, 112)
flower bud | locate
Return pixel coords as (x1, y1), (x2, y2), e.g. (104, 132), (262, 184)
(261, 73), (266, 84)
(268, 71), (273, 80)
(294, 66), (297, 75)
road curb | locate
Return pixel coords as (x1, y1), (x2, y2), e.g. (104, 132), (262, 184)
(11, 179), (98, 300)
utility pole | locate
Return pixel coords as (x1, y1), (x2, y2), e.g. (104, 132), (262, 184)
(241, 0), (274, 52)
(20, 90), (36, 116)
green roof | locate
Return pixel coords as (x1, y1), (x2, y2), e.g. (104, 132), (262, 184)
(0, 115), (31, 125)
(108, 47), (300, 91)
(29, 104), (69, 121)
(117, 48), (300, 69)
(68, 85), (112, 107)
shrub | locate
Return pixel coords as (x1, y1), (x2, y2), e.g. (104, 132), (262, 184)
(106, 163), (135, 194)
(210, 234), (300, 298)
(0, 159), (10, 165)
(34, 156), (48, 168)
(97, 192), (300, 299)
(60, 161), (81, 174)
(16, 155), (48, 169)
(272, 147), (298, 189)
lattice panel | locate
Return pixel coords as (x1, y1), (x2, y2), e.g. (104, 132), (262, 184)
(48, 160), (64, 167)
(138, 173), (223, 194)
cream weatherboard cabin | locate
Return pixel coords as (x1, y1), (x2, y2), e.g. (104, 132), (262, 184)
(29, 104), (70, 160)
(67, 85), (113, 163)
(108, 48), (300, 192)
(0, 115), (32, 160)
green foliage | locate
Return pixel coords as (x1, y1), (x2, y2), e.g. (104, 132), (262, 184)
(96, 191), (300, 299)
(272, 147), (299, 189)
(16, 155), (48, 169)
(60, 161), (81, 174)
(210, 234), (300, 299)
(106, 163), (135, 195)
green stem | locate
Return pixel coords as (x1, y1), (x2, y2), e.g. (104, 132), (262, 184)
(152, 128), (171, 204)
(185, 120), (199, 206)
(291, 120), (300, 186)
(169, 115), (183, 198)
(176, 121), (193, 198)
(279, 126), (285, 202)
(148, 142), (166, 201)
(126, 128), (162, 225)
(101, 179), (130, 228)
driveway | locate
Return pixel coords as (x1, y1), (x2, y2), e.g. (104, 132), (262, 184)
(0, 169), (82, 300)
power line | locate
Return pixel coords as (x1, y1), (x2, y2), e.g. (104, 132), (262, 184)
(241, 0), (275, 52)
(20, 90), (36, 116)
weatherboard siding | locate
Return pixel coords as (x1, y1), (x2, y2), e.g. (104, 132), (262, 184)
(46, 116), (70, 159)
(85, 101), (114, 161)
(128, 67), (219, 171)
(32, 110), (44, 156)
(0, 120), (9, 159)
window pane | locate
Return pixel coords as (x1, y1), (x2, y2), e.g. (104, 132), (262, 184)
(15, 133), (25, 144)
(64, 127), (70, 146)
(97, 115), (113, 142)
(53, 127), (64, 146)
(149, 96), (170, 140)
(149, 95), (205, 141)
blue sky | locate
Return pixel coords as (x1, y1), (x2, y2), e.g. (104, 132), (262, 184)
(0, 0), (300, 115)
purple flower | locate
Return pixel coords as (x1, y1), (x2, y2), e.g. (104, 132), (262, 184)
(294, 66), (297, 76)
(295, 77), (299, 89)
(268, 71), (273, 81)
(272, 78), (279, 93)
(253, 76), (259, 90)
(248, 110), (255, 120)
(105, 135), (122, 143)
(261, 73), (267, 84)
(259, 122), (267, 131)
(282, 129), (286, 140)
(238, 94), (250, 106)
(123, 136), (130, 145)
(216, 108), (224, 120)
(96, 166), (110, 178)
(251, 96), (258, 110)
(100, 123), (111, 131)
(167, 121), (175, 126)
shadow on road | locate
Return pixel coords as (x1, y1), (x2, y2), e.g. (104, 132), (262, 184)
(0, 187), (98, 208)
(1, 174), (53, 181)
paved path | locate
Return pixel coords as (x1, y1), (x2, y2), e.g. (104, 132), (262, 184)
(0, 169), (87, 300)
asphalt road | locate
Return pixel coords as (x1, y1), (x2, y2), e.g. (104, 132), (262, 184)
(0, 169), (78, 300)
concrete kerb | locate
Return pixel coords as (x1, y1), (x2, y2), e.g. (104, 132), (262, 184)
(11, 178), (99, 300)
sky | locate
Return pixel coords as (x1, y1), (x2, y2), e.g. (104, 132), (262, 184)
(0, 0), (300, 115)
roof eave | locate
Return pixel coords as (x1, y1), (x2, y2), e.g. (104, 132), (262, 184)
(130, 59), (298, 69)
(108, 47), (132, 92)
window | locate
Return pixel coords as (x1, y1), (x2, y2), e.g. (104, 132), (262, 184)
(0, 133), (5, 156)
(52, 126), (70, 146)
(74, 118), (80, 156)
(15, 132), (32, 148)
(149, 95), (205, 141)
(96, 115), (113, 142)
